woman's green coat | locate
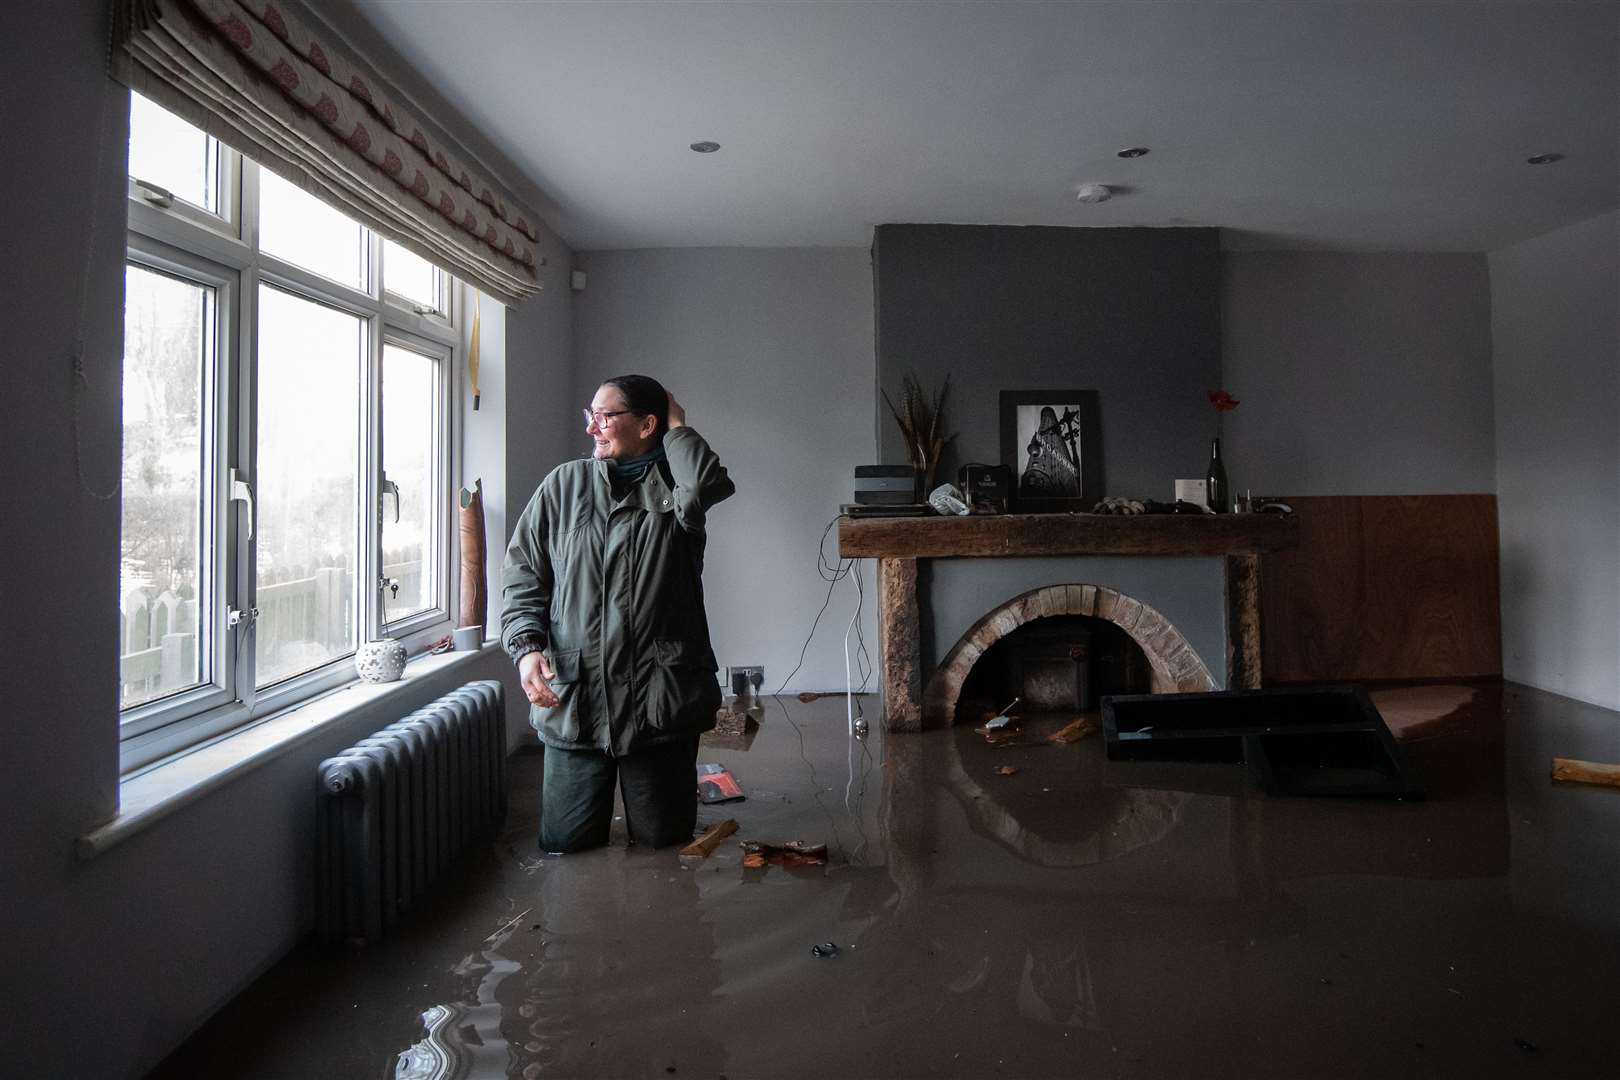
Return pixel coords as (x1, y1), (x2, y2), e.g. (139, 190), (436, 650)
(500, 427), (734, 755)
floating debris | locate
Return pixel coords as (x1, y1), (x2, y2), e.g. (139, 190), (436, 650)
(811, 942), (839, 958)
(798, 691), (819, 702)
(697, 763), (746, 803)
(996, 765), (1021, 777)
(1551, 757), (1620, 788)
(679, 819), (738, 865)
(741, 840), (828, 868)
(1049, 717), (1097, 744)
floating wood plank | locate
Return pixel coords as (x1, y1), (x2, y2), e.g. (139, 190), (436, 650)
(679, 819), (738, 863)
(838, 513), (1298, 559)
(1551, 758), (1620, 789)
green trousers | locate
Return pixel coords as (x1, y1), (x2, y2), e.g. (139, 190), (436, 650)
(539, 736), (700, 852)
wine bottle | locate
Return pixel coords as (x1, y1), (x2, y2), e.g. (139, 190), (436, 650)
(1206, 438), (1229, 513)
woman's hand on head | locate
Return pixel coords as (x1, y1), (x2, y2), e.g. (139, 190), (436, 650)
(666, 392), (686, 431)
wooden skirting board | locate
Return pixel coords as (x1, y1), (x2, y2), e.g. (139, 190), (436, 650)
(1260, 495), (1502, 683)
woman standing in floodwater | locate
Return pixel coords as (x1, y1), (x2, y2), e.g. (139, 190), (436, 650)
(501, 374), (734, 852)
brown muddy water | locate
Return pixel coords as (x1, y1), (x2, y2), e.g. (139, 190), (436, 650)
(152, 683), (1620, 1078)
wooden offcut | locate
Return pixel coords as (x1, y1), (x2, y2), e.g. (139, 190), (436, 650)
(1551, 758), (1620, 789)
(679, 819), (738, 862)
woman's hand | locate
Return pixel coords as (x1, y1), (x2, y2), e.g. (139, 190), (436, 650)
(666, 391), (687, 431)
(518, 650), (559, 708)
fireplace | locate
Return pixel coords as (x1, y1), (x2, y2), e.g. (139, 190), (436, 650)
(838, 513), (1297, 730)
(927, 584), (1217, 727)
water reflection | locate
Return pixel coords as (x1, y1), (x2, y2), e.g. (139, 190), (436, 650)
(515, 848), (726, 1078)
(394, 908), (526, 1078)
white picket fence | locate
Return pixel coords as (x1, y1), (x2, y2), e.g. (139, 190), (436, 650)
(120, 546), (424, 705)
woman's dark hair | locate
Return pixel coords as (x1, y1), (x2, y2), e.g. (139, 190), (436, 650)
(602, 374), (669, 439)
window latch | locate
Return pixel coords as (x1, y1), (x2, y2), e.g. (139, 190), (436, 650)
(381, 477), (401, 524)
(379, 576), (400, 599)
(133, 178), (175, 208)
(229, 468), (255, 540)
(228, 607), (259, 629)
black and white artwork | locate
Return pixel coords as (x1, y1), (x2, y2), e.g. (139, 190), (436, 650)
(1016, 403), (1086, 497)
(999, 391), (1102, 512)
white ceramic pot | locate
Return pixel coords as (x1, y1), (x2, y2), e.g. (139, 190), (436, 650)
(355, 639), (408, 683)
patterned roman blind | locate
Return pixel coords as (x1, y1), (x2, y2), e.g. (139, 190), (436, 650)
(113, 0), (542, 305)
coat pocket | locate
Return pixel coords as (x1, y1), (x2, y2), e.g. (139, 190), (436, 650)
(548, 647), (582, 684)
(647, 638), (719, 730)
(536, 647), (584, 743)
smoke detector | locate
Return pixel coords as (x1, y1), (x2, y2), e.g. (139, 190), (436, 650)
(1075, 183), (1113, 204)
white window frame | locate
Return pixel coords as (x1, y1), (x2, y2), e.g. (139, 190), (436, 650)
(381, 239), (455, 326)
(378, 329), (455, 645)
(121, 97), (462, 774)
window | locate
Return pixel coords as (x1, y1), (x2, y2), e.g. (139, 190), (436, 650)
(383, 239), (448, 317)
(119, 263), (215, 709)
(120, 93), (460, 770)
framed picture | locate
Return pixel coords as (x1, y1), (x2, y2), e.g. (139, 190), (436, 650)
(999, 390), (1102, 513)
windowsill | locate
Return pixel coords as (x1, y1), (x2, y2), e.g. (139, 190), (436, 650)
(79, 643), (500, 860)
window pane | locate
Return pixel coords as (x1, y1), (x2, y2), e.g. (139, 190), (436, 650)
(121, 264), (211, 708)
(382, 344), (439, 622)
(255, 285), (361, 686)
(258, 170), (367, 289)
(128, 94), (218, 213)
(383, 239), (441, 312)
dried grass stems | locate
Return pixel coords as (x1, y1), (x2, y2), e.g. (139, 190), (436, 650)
(882, 373), (954, 485)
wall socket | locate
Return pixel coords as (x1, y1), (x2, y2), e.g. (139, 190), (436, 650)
(727, 665), (764, 697)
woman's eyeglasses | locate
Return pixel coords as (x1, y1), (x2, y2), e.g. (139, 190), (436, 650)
(583, 408), (630, 426)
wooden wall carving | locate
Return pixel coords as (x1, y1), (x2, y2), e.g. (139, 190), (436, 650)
(1260, 495), (1502, 682)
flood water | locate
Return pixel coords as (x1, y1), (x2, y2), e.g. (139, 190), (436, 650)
(153, 683), (1620, 1078)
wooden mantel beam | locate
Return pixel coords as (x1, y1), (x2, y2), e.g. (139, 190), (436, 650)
(838, 513), (1297, 560)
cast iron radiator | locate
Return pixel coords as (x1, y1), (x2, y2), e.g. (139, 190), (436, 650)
(317, 680), (508, 944)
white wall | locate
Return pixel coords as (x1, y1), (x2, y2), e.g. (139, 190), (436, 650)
(1489, 211), (1620, 709)
(1222, 252), (1496, 495)
(571, 248), (879, 693)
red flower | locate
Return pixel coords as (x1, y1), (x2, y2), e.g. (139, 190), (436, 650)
(1208, 389), (1240, 412)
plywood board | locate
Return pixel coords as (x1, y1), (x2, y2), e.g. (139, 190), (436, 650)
(1260, 495), (1501, 682)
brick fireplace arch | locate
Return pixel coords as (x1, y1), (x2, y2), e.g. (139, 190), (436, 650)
(922, 584), (1217, 726)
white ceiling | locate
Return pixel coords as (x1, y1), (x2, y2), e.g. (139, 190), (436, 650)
(347, 0), (1618, 253)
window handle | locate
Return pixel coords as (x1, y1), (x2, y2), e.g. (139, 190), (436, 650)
(229, 468), (254, 540)
(133, 178), (175, 208)
(381, 477), (401, 524)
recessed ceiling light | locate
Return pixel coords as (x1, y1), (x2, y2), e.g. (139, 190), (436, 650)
(1526, 152), (1564, 165)
(690, 141), (721, 154)
(1117, 146), (1150, 159)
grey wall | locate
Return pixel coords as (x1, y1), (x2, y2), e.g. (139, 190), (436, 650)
(872, 225), (1228, 682)
(1221, 252), (1496, 495)
(1489, 211), (1620, 709)
(0, 5), (568, 1074)
(571, 248), (878, 693)
(873, 225), (1223, 499)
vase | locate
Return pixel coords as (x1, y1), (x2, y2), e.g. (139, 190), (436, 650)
(356, 638), (407, 683)
(458, 479), (487, 633)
